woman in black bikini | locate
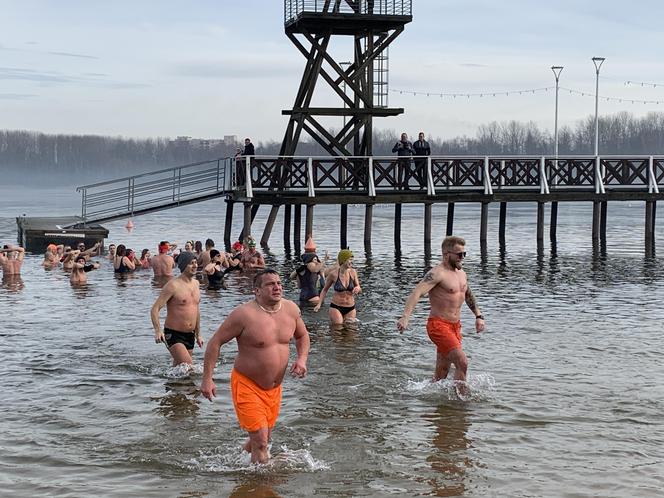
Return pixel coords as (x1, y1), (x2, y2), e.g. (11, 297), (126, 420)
(313, 249), (362, 325)
(204, 249), (226, 289)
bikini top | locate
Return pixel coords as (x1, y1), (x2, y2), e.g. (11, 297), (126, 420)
(334, 272), (355, 293)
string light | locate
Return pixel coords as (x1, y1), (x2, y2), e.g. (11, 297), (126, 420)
(624, 80), (662, 88)
(390, 86), (555, 98)
(390, 86), (663, 105)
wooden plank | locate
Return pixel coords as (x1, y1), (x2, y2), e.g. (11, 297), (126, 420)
(550, 201), (558, 244)
(592, 201), (601, 244)
(305, 204), (314, 240)
(424, 203), (432, 254)
(480, 202), (489, 245)
(537, 201), (545, 251)
(294, 204), (302, 252)
(283, 204), (292, 254)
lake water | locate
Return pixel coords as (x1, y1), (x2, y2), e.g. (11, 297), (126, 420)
(1, 186), (663, 497)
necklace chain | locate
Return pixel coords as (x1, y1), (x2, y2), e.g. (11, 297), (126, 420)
(256, 300), (282, 314)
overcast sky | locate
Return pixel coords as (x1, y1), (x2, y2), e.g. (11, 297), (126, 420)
(2, 0), (664, 142)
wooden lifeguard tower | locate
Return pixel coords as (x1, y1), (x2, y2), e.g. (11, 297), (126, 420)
(281, 0), (412, 157)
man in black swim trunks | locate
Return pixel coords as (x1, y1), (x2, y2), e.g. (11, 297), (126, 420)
(150, 251), (203, 366)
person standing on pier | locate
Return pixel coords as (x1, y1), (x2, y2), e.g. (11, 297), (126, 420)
(0, 245), (25, 275)
(413, 131), (431, 189)
(200, 269), (310, 464)
(151, 252), (203, 366)
(242, 138), (255, 156)
(392, 132), (415, 190)
(397, 236), (485, 394)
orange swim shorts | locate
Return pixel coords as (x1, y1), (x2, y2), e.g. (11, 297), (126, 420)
(426, 317), (462, 355)
(230, 368), (283, 432)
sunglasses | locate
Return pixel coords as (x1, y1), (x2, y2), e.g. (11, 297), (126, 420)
(446, 251), (467, 258)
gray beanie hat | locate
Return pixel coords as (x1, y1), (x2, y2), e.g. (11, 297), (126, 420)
(177, 251), (197, 273)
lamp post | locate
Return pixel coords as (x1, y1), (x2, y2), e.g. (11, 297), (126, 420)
(551, 66), (563, 159)
(592, 57), (605, 156)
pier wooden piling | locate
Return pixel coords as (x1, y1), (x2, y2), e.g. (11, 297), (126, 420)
(424, 203), (432, 254)
(499, 202), (507, 246)
(340, 204), (348, 249)
(261, 205), (280, 248)
(294, 204), (302, 252)
(305, 204), (314, 240)
(550, 201), (558, 244)
(446, 203), (455, 236)
(480, 202), (489, 246)
(537, 201), (545, 252)
(394, 204), (402, 253)
(364, 204), (373, 254)
(283, 204), (291, 254)
(224, 199), (234, 250)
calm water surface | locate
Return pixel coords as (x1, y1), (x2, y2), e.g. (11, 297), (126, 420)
(1, 186), (663, 497)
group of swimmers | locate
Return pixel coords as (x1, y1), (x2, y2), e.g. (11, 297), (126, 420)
(3, 232), (486, 466)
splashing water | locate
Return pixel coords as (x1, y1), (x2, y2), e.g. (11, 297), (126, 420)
(187, 443), (329, 474)
(404, 372), (496, 401)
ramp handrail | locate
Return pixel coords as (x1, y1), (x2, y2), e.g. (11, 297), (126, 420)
(76, 157), (233, 223)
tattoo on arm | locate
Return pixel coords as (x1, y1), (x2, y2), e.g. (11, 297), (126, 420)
(465, 286), (478, 313)
(422, 270), (435, 283)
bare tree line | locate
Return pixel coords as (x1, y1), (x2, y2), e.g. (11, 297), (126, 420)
(3, 111), (664, 185)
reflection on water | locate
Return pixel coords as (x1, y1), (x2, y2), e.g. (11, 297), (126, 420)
(153, 379), (201, 420)
(424, 403), (472, 497)
(2, 274), (24, 292)
(1, 198), (664, 497)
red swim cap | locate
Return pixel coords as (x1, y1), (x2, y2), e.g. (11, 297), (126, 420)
(158, 242), (170, 254)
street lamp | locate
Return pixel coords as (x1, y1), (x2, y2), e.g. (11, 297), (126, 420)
(592, 57), (605, 156)
(551, 66), (563, 159)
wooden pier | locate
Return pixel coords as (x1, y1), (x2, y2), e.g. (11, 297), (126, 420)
(19, 153), (661, 255)
(226, 154), (662, 255)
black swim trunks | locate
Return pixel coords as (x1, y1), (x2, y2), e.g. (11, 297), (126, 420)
(164, 327), (195, 350)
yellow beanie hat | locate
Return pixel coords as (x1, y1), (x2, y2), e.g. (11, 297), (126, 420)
(337, 249), (353, 265)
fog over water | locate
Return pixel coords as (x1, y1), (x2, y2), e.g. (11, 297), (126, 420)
(1, 185), (663, 497)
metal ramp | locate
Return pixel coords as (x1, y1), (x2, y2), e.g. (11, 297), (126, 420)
(72, 157), (233, 225)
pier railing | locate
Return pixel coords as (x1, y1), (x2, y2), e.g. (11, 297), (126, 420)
(284, 0), (412, 23)
(236, 155), (664, 198)
(75, 157), (232, 224)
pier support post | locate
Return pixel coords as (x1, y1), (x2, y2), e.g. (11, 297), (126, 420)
(340, 204), (348, 249)
(283, 204), (291, 254)
(592, 201), (601, 245)
(294, 204), (302, 253)
(550, 201), (558, 245)
(305, 204), (314, 240)
(646, 201), (656, 255)
(537, 201), (545, 253)
(446, 202), (455, 236)
(242, 202), (253, 240)
(223, 199), (234, 251)
(424, 203), (432, 256)
(394, 203), (402, 254)
(480, 202), (489, 246)
(238, 204), (259, 243)
(261, 205), (280, 249)
(364, 204), (373, 254)
(499, 202), (507, 247)
(600, 201), (608, 244)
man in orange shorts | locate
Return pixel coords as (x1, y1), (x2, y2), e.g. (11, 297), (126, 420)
(397, 236), (485, 390)
(201, 269), (310, 464)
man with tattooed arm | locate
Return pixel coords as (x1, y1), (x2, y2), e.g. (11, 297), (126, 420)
(397, 236), (485, 393)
